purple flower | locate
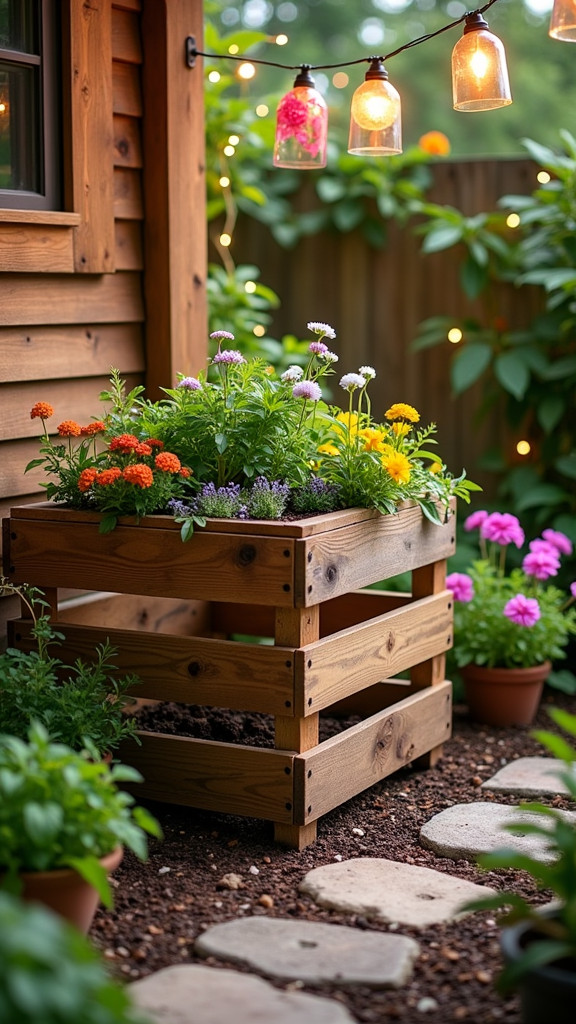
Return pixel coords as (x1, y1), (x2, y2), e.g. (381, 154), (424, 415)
(446, 572), (475, 603)
(177, 376), (202, 390)
(281, 365), (304, 383)
(339, 372), (366, 392)
(307, 321), (336, 340)
(571, 582), (576, 598)
(309, 341), (328, 355)
(212, 350), (246, 365)
(503, 593), (541, 627)
(522, 549), (560, 581)
(210, 330), (235, 341)
(464, 510), (488, 531)
(481, 512), (524, 548)
(542, 529), (573, 556)
(292, 380), (322, 401)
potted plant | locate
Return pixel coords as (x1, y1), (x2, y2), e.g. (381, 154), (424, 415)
(462, 708), (576, 1024)
(0, 724), (162, 932)
(446, 510), (576, 726)
(0, 579), (140, 760)
(0, 891), (150, 1024)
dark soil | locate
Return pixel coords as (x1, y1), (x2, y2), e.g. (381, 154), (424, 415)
(91, 691), (576, 1023)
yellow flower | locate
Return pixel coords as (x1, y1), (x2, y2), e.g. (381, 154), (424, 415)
(318, 442), (340, 456)
(385, 403), (420, 424)
(391, 421), (411, 438)
(430, 461), (443, 474)
(331, 411), (359, 437)
(382, 451), (411, 485)
(359, 427), (387, 451)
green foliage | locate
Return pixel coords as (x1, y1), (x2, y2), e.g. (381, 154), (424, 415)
(460, 708), (576, 990)
(0, 892), (149, 1024)
(0, 724), (161, 907)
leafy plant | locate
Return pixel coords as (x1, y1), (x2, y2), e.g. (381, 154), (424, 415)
(0, 724), (161, 908)
(0, 580), (140, 758)
(461, 707), (576, 990)
(0, 891), (150, 1024)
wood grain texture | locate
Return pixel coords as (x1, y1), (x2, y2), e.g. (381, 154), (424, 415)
(113, 114), (143, 168)
(0, 374), (142, 442)
(113, 62), (142, 116)
(0, 273), (144, 325)
(114, 220), (143, 269)
(0, 324), (144, 382)
(0, 224), (75, 273)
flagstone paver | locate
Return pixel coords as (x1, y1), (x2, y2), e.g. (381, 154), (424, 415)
(482, 756), (574, 797)
(298, 857), (496, 927)
(194, 916), (419, 988)
(420, 801), (576, 863)
(130, 964), (356, 1024)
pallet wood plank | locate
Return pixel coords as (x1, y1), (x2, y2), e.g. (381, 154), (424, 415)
(296, 682), (452, 823)
(114, 167), (143, 220)
(0, 324), (144, 383)
(0, 273), (144, 326)
(0, 224), (74, 273)
(121, 732), (295, 822)
(113, 114), (143, 168)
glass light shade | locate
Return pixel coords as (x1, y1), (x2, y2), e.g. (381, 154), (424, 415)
(273, 69), (328, 169)
(452, 16), (512, 112)
(549, 0), (576, 40)
(348, 63), (401, 156)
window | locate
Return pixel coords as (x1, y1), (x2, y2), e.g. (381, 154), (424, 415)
(0, 0), (60, 209)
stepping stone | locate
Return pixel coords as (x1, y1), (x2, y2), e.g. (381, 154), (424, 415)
(298, 858), (495, 928)
(482, 757), (575, 797)
(130, 964), (356, 1024)
(195, 916), (419, 988)
(420, 802), (576, 864)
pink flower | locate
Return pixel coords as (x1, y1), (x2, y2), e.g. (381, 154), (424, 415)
(522, 549), (560, 581)
(481, 512), (524, 548)
(529, 539), (560, 556)
(571, 582), (576, 598)
(309, 341), (328, 355)
(542, 529), (573, 556)
(446, 572), (475, 603)
(503, 593), (541, 627)
(212, 350), (246, 365)
(292, 380), (322, 401)
(464, 510), (488, 531)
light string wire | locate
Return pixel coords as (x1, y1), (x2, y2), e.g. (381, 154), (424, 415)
(190, 0), (503, 73)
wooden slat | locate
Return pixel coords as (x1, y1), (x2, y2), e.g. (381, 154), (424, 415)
(1, 440), (57, 497)
(114, 167), (143, 220)
(0, 224), (74, 273)
(0, 210), (80, 225)
(0, 273), (144, 325)
(64, 0), (115, 273)
(0, 324), (144, 382)
(296, 592), (453, 715)
(296, 682), (452, 824)
(113, 1), (141, 12)
(113, 62), (142, 116)
(58, 593), (212, 636)
(114, 220), (143, 270)
(112, 6), (143, 63)
(113, 114), (142, 168)
(120, 732), (295, 822)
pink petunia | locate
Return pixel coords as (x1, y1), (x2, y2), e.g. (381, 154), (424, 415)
(541, 529), (573, 556)
(481, 512), (524, 548)
(522, 549), (560, 581)
(463, 510), (488, 532)
(529, 539), (560, 556)
(503, 593), (541, 627)
(446, 572), (475, 603)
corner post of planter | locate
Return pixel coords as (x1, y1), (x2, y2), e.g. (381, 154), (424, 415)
(273, 605), (320, 849)
(410, 558), (451, 767)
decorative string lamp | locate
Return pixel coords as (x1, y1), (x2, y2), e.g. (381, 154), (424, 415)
(273, 66), (328, 168)
(348, 58), (401, 155)
(451, 12), (512, 111)
(549, 0), (576, 41)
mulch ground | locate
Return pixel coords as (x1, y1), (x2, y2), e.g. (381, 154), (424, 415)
(90, 690), (576, 1024)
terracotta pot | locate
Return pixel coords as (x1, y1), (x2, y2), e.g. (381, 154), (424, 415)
(16, 846), (123, 933)
(461, 661), (551, 727)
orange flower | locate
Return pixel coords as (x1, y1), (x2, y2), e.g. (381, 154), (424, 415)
(147, 438), (164, 449)
(135, 442), (153, 456)
(80, 421), (106, 436)
(57, 420), (82, 437)
(179, 467), (192, 478)
(359, 427), (387, 451)
(419, 131), (450, 157)
(95, 467), (122, 486)
(109, 433), (140, 452)
(30, 402), (54, 420)
(123, 464), (154, 488)
(78, 467), (99, 492)
(155, 451), (181, 473)
(385, 403), (420, 424)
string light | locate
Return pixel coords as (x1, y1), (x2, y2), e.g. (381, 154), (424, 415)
(186, 0), (570, 165)
(448, 327), (463, 344)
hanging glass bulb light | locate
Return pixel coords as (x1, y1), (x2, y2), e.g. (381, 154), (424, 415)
(452, 13), (512, 111)
(348, 58), (401, 155)
(549, 0), (576, 41)
(273, 66), (328, 169)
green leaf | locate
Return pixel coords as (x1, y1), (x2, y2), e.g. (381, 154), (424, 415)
(494, 351), (530, 400)
(214, 433), (228, 454)
(451, 343), (492, 394)
(67, 855), (112, 907)
(421, 223), (464, 253)
(98, 515), (118, 535)
(537, 396), (565, 433)
(460, 256), (487, 299)
(555, 452), (576, 479)
(514, 482), (568, 511)
(23, 802), (63, 843)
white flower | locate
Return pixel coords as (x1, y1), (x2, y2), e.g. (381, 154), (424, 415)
(281, 365), (304, 382)
(339, 373), (366, 392)
(359, 365), (376, 379)
(307, 321), (336, 340)
(320, 350), (339, 364)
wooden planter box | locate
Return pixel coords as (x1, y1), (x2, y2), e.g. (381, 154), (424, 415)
(3, 500), (455, 849)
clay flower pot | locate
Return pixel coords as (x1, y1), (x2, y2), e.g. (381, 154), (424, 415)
(461, 661), (551, 727)
(17, 847), (123, 933)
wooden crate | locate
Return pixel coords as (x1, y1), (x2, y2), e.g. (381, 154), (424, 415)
(3, 500), (455, 849)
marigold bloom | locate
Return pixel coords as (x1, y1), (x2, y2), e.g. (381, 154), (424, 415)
(147, 439), (164, 448)
(123, 464), (154, 488)
(317, 442), (340, 456)
(57, 420), (82, 437)
(155, 451), (182, 473)
(430, 462), (443, 474)
(109, 433), (140, 452)
(385, 403), (420, 423)
(359, 427), (386, 451)
(418, 130), (451, 157)
(95, 467), (122, 486)
(179, 467), (192, 478)
(382, 451), (411, 484)
(80, 421), (106, 436)
(392, 421), (411, 438)
(135, 442), (153, 456)
(503, 593), (541, 627)
(78, 467), (99, 492)
(446, 572), (474, 603)
(30, 402), (54, 420)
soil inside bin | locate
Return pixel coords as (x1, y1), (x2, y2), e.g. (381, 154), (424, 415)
(91, 691), (576, 1024)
